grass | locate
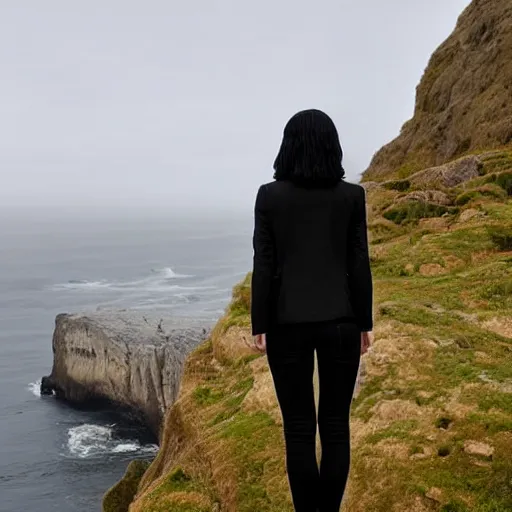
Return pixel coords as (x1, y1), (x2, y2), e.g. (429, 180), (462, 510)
(220, 273), (252, 331)
(383, 201), (454, 225)
(484, 171), (512, 195)
(487, 225), (512, 251)
(366, 420), (419, 444)
(455, 185), (507, 206)
(382, 179), (411, 191)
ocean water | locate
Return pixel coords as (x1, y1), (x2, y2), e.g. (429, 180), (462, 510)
(0, 211), (253, 512)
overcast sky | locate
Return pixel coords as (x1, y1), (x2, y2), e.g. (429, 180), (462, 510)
(0, 0), (470, 217)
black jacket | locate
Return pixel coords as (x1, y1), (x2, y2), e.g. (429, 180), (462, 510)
(251, 179), (373, 335)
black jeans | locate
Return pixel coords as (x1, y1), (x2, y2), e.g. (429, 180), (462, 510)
(266, 319), (361, 512)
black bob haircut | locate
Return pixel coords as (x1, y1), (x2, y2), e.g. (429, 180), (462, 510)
(273, 109), (346, 187)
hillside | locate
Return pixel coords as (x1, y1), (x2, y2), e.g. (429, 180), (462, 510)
(364, 0), (512, 182)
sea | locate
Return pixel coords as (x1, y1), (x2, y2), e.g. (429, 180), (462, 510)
(0, 210), (253, 512)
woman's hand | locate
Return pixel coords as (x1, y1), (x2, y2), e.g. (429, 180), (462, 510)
(253, 334), (267, 354)
(361, 331), (372, 355)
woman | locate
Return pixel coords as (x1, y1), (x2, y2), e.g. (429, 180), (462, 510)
(250, 109), (373, 512)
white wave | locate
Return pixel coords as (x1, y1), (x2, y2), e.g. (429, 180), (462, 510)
(68, 424), (113, 458)
(52, 280), (111, 291)
(67, 424), (158, 458)
(28, 381), (41, 397)
(112, 443), (158, 454)
(111, 443), (142, 453)
(152, 267), (192, 279)
(140, 284), (215, 293)
(51, 267), (195, 293)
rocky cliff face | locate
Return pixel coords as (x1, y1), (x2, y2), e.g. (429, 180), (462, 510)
(42, 311), (211, 437)
(364, 0), (512, 181)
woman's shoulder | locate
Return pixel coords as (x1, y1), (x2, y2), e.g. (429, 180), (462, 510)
(338, 179), (364, 192)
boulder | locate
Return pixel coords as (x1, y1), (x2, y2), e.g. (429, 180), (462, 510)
(396, 190), (452, 206)
(463, 441), (494, 459)
(408, 156), (482, 188)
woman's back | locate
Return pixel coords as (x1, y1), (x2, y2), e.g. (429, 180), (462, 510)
(251, 178), (373, 335)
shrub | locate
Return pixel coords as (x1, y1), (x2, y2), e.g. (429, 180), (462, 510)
(382, 179), (411, 192)
(485, 170), (512, 195)
(383, 201), (453, 225)
(480, 279), (512, 300)
(487, 225), (512, 251)
(455, 184), (507, 205)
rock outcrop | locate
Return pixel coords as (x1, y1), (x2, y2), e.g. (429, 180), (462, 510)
(395, 190), (452, 206)
(42, 311), (211, 437)
(407, 156), (483, 188)
(364, 0), (512, 181)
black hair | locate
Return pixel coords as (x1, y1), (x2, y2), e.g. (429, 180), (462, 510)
(273, 109), (346, 187)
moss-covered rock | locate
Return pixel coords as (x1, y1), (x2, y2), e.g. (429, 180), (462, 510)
(103, 459), (151, 512)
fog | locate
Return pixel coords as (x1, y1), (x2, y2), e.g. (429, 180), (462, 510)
(0, 0), (471, 218)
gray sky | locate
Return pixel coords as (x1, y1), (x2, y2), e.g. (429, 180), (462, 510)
(0, 0), (470, 216)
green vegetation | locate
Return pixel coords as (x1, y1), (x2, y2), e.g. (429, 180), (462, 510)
(484, 171), (512, 195)
(103, 460), (151, 512)
(487, 225), (512, 251)
(455, 185), (507, 206)
(382, 179), (411, 192)
(221, 272), (251, 331)
(383, 201), (455, 225)
(397, 161), (424, 179)
(193, 386), (225, 406)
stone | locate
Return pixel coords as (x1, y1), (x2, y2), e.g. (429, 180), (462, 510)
(419, 263), (447, 276)
(408, 156), (482, 189)
(425, 487), (444, 503)
(463, 440), (494, 459)
(405, 263), (415, 275)
(40, 375), (56, 395)
(458, 208), (483, 223)
(396, 190), (452, 206)
(41, 311), (211, 437)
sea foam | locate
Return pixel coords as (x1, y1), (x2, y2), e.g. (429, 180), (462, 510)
(67, 424), (158, 459)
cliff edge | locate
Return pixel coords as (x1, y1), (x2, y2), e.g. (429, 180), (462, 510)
(41, 311), (210, 436)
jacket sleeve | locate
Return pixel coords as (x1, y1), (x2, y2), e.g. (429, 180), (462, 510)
(347, 185), (373, 332)
(251, 184), (275, 336)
